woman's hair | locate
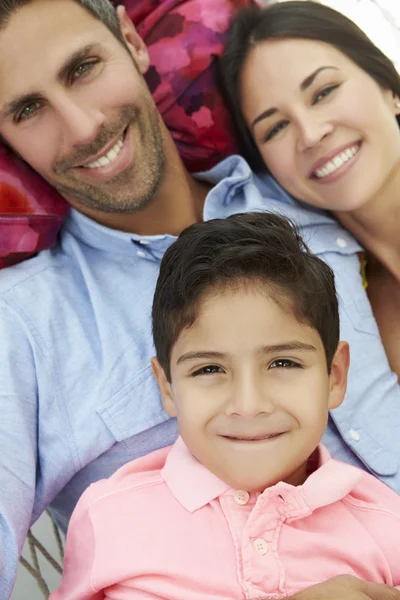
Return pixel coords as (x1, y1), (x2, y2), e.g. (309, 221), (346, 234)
(219, 1), (400, 171)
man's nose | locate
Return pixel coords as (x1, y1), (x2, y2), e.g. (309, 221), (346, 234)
(226, 373), (275, 419)
(55, 95), (106, 149)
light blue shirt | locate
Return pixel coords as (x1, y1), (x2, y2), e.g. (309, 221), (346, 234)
(0, 155), (399, 598)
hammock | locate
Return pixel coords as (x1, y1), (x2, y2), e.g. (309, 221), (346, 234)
(19, 512), (64, 598)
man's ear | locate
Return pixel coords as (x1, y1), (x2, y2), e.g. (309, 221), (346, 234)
(328, 341), (350, 410)
(151, 357), (177, 417)
(116, 5), (150, 74)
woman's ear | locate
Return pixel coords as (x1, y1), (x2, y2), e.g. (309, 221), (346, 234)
(151, 357), (177, 417)
(328, 341), (350, 410)
(116, 5), (150, 74)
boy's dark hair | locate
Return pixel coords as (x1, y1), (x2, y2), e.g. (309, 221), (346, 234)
(219, 1), (400, 171)
(152, 212), (339, 381)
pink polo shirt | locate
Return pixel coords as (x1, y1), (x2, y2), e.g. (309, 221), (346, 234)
(51, 437), (400, 600)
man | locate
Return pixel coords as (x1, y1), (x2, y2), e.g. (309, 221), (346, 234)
(0, 1), (399, 598)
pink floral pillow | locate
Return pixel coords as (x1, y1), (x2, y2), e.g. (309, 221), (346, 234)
(0, 0), (255, 269)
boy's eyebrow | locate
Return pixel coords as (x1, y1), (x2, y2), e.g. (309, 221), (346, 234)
(176, 351), (226, 365)
(176, 343), (317, 365)
(258, 342), (317, 354)
(0, 43), (100, 119)
(250, 65), (339, 131)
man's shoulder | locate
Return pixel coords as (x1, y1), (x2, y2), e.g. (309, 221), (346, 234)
(0, 246), (68, 299)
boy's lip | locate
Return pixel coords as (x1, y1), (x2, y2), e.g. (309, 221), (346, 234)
(220, 430), (288, 442)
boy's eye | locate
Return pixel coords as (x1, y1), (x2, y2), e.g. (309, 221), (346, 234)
(264, 120), (289, 143)
(192, 365), (224, 377)
(312, 84), (340, 105)
(269, 359), (301, 369)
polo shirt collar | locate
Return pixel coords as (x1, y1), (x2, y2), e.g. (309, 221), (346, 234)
(162, 438), (365, 514)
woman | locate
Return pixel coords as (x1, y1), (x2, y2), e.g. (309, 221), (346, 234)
(220, 0), (400, 374)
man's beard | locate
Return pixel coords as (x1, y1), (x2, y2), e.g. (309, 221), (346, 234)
(48, 103), (166, 214)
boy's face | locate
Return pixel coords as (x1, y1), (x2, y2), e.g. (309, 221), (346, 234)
(153, 284), (349, 492)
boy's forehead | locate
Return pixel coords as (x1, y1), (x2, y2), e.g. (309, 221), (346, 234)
(0, 0), (109, 101)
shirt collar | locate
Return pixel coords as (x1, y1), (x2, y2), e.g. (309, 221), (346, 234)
(162, 437), (231, 512)
(162, 438), (365, 514)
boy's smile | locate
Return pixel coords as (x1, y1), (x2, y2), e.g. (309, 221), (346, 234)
(155, 283), (349, 492)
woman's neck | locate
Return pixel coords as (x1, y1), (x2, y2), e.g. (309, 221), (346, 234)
(334, 160), (400, 279)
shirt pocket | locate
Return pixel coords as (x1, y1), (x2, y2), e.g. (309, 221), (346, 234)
(96, 366), (170, 447)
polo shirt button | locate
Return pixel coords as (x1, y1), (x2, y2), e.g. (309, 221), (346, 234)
(253, 538), (268, 555)
(336, 237), (347, 248)
(348, 429), (360, 442)
(234, 490), (249, 505)
(136, 250), (146, 258)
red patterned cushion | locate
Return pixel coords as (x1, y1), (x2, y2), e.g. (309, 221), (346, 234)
(0, 0), (254, 269)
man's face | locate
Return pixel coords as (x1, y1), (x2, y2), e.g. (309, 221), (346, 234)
(155, 285), (348, 492)
(0, 0), (165, 213)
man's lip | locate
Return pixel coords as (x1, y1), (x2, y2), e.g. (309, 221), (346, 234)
(76, 129), (127, 169)
(308, 140), (362, 177)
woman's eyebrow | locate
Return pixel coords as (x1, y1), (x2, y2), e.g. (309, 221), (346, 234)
(250, 65), (339, 131)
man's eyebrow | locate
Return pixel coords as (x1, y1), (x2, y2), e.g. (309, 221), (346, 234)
(258, 341), (317, 355)
(0, 44), (100, 119)
(57, 43), (100, 84)
(250, 66), (339, 131)
(1, 92), (43, 120)
(176, 351), (226, 365)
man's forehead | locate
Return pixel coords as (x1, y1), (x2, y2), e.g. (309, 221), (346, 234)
(0, 0), (111, 102)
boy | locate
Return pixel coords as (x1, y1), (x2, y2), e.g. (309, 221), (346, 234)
(52, 213), (400, 599)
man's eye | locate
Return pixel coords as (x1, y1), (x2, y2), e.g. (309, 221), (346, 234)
(312, 84), (340, 105)
(269, 359), (301, 369)
(264, 120), (289, 143)
(71, 61), (98, 82)
(15, 102), (41, 123)
(192, 365), (224, 377)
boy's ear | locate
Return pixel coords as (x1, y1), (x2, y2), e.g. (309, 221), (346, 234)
(328, 341), (350, 410)
(151, 357), (177, 417)
(116, 5), (150, 74)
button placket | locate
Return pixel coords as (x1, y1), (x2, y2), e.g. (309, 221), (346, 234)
(234, 490), (250, 505)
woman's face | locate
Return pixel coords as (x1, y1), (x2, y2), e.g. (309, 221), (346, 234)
(240, 38), (400, 211)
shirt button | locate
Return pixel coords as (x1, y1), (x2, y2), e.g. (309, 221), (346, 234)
(348, 429), (360, 442)
(136, 250), (146, 258)
(253, 538), (268, 555)
(234, 490), (249, 505)
(336, 237), (348, 248)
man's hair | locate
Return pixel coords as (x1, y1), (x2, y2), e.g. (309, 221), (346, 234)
(0, 0), (126, 47)
(152, 212), (340, 381)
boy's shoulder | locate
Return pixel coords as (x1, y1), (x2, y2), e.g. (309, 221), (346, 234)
(84, 445), (172, 509)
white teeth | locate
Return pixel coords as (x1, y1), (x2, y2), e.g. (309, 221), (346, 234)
(85, 137), (124, 169)
(314, 144), (359, 179)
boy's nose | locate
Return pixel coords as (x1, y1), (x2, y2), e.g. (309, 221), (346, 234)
(226, 376), (275, 419)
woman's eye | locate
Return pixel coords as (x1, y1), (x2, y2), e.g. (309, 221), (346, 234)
(192, 365), (224, 377)
(269, 359), (301, 369)
(264, 120), (289, 143)
(71, 61), (98, 82)
(312, 84), (340, 105)
(15, 102), (41, 123)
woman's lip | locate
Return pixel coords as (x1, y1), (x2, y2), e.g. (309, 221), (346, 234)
(308, 140), (362, 177)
